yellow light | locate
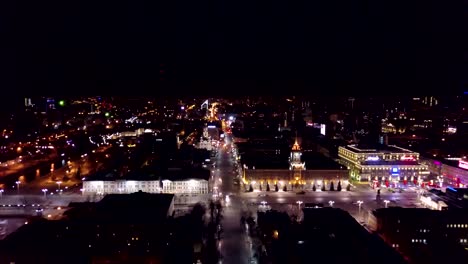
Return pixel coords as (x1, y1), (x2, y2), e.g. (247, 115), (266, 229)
(273, 230), (279, 239)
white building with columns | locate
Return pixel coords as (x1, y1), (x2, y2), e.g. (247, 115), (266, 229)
(82, 168), (210, 196)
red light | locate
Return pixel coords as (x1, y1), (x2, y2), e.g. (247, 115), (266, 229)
(401, 156), (415, 161)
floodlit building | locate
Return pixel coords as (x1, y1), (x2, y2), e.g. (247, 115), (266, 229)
(83, 168), (210, 196)
(338, 144), (429, 184)
(421, 158), (468, 188)
(242, 139), (349, 191)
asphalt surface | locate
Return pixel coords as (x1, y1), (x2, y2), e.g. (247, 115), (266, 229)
(214, 135), (255, 264)
(240, 184), (422, 223)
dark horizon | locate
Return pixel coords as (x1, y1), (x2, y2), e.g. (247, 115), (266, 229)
(0, 0), (466, 92)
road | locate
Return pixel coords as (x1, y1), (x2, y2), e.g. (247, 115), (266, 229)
(4, 145), (112, 195)
(213, 134), (255, 264)
(240, 183), (422, 223)
(0, 151), (57, 177)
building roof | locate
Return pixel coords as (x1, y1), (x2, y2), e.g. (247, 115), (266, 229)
(300, 208), (407, 264)
(85, 166), (210, 182)
(65, 192), (174, 223)
(291, 138), (301, 151)
(344, 144), (414, 154)
(0, 193), (177, 263)
(302, 152), (346, 170)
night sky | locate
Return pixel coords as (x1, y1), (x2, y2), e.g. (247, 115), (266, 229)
(0, 0), (465, 93)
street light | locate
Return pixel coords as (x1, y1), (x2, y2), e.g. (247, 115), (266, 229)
(296, 200), (303, 209)
(383, 200), (390, 208)
(0, 189), (3, 199)
(15, 181), (21, 194)
(357, 200), (363, 216)
(56, 181), (62, 192)
(80, 188), (85, 195)
(42, 188), (48, 198)
(329, 200), (335, 207)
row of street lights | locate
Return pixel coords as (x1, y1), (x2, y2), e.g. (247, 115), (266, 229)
(7, 180), (63, 196)
(260, 199), (391, 223)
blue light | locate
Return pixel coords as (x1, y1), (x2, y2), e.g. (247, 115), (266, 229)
(392, 167), (399, 173)
(447, 187), (457, 192)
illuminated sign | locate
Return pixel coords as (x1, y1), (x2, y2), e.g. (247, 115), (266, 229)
(391, 167), (399, 174)
(447, 127), (457, 134)
(400, 156), (415, 161)
(459, 160), (468, 170)
(207, 125), (216, 128)
(320, 124), (326, 136)
(367, 156), (379, 161)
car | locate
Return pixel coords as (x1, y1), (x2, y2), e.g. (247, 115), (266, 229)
(296, 191), (306, 195)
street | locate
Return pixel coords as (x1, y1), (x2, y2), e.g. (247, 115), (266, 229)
(213, 134), (255, 264)
(210, 131), (424, 264)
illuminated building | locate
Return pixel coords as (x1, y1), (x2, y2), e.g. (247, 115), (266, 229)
(289, 138), (306, 170)
(421, 158), (468, 187)
(83, 178), (209, 196)
(338, 144), (429, 184)
(243, 139), (349, 191)
(83, 168), (210, 197)
(368, 207), (468, 263)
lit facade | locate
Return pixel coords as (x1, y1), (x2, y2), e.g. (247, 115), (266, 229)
(243, 140), (349, 191)
(421, 158), (468, 187)
(338, 144), (429, 183)
(83, 178), (209, 196)
(289, 139), (306, 170)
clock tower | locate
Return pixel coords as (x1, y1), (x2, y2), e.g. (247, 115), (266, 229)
(289, 137), (306, 170)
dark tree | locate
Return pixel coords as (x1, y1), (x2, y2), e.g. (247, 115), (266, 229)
(330, 181), (335, 191)
(249, 184), (254, 192)
(259, 184), (262, 191)
(209, 201), (215, 220)
(274, 184), (279, 192)
(337, 181), (342, 191)
(312, 184), (316, 192)
(346, 184), (351, 191)
(266, 183), (270, 192)
(75, 166), (82, 180)
(321, 184), (326, 191)
(283, 185), (287, 192)
(215, 201), (223, 224)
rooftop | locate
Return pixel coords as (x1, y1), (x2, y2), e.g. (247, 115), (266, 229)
(299, 208), (407, 264)
(344, 144), (414, 154)
(0, 193), (178, 263)
(66, 192), (175, 223)
(85, 166), (210, 182)
(302, 152), (346, 170)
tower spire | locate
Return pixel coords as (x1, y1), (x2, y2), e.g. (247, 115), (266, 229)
(292, 131), (300, 151)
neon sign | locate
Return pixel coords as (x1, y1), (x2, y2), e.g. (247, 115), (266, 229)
(459, 160), (468, 170)
(367, 156), (379, 161)
(391, 167), (399, 174)
(400, 156), (415, 161)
